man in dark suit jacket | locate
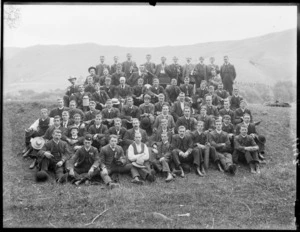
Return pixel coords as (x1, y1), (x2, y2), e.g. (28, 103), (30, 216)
(121, 97), (140, 129)
(155, 56), (170, 88)
(230, 87), (243, 111)
(144, 54), (156, 84)
(88, 115), (108, 150)
(116, 77), (132, 101)
(132, 78), (148, 107)
(83, 101), (101, 129)
(234, 100), (253, 125)
(101, 99), (121, 129)
(102, 77), (117, 99)
(193, 81), (209, 108)
(92, 83), (110, 111)
(123, 118), (148, 151)
(203, 95), (219, 120)
(175, 106), (197, 134)
(165, 78), (181, 104)
(122, 53), (138, 80)
(127, 64), (150, 86)
(84, 77), (96, 94)
(96, 56), (111, 77)
(167, 56), (183, 85)
(204, 85), (220, 108)
(67, 113), (87, 137)
(171, 92), (191, 122)
(171, 126), (202, 178)
(219, 100), (235, 124)
(210, 119), (237, 175)
(49, 98), (69, 118)
(194, 56), (208, 88)
(154, 94), (170, 116)
(207, 57), (220, 81)
(68, 100), (85, 122)
(84, 67), (100, 85)
(63, 76), (79, 107)
(148, 78), (166, 104)
(43, 116), (67, 142)
(182, 57), (195, 84)
(61, 110), (73, 129)
(108, 118), (127, 149)
(179, 76), (194, 98)
(196, 106), (215, 132)
(215, 83), (229, 108)
(111, 63), (125, 86)
(71, 84), (92, 112)
(110, 56), (122, 75)
(220, 56), (236, 95)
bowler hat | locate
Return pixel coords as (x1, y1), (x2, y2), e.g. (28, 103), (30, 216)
(141, 117), (151, 128)
(68, 76), (77, 81)
(31, 137), (45, 150)
(132, 157), (146, 169)
(88, 66), (96, 72)
(36, 170), (49, 182)
(257, 135), (266, 144)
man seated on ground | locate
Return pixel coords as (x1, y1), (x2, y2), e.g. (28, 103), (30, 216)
(84, 76), (96, 94)
(102, 77), (117, 99)
(63, 76), (79, 107)
(23, 108), (54, 157)
(85, 66), (100, 84)
(151, 132), (174, 182)
(123, 118), (148, 151)
(139, 94), (155, 133)
(171, 92), (191, 122)
(193, 81), (208, 109)
(233, 124), (261, 174)
(91, 83), (110, 111)
(61, 110), (73, 129)
(128, 132), (155, 184)
(67, 113), (86, 137)
(99, 135), (132, 184)
(148, 78), (166, 104)
(234, 100), (253, 125)
(230, 87), (243, 111)
(88, 114), (108, 150)
(175, 106), (197, 135)
(99, 68), (112, 86)
(215, 83), (229, 109)
(153, 104), (175, 134)
(171, 126), (202, 178)
(204, 85), (221, 109)
(66, 134), (119, 189)
(154, 93), (170, 116)
(49, 98), (69, 118)
(219, 100), (235, 124)
(196, 105), (215, 132)
(65, 126), (84, 155)
(43, 115), (67, 142)
(180, 76), (194, 99)
(165, 78), (181, 104)
(116, 76), (132, 102)
(111, 63), (125, 86)
(209, 119), (237, 175)
(101, 99), (120, 129)
(108, 118), (127, 149)
(121, 96), (140, 129)
(71, 84), (92, 112)
(132, 78), (147, 107)
(151, 118), (173, 144)
(68, 100), (85, 121)
(192, 120), (216, 174)
(204, 95), (219, 120)
(221, 115), (235, 152)
(36, 129), (71, 183)
(83, 101), (100, 130)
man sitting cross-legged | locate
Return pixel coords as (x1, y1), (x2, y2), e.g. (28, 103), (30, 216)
(171, 126), (202, 178)
(66, 134), (119, 189)
(233, 124), (261, 174)
(36, 129), (71, 183)
(128, 132), (156, 185)
(210, 119), (237, 175)
(192, 120), (217, 174)
(151, 132), (174, 182)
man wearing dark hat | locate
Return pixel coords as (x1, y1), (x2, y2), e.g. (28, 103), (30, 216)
(220, 55), (236, 95)
(209, 119), (237, 175)
(110, 56), (122, 75)
(171, 126), (201, 178)
(116, 76), (132, 101)
(194, 56), (208, 88)
(85, 66), (100, 85)
(151, 132), (174, 182)
(148, 78), (166, 104)
(121, 96), (140, 129)
(88, 114), (108, 150)
(167, 56), (183, 85)
(99, 135), (132, 183)
(101, 99), (120, 129)
(155, 56), (171, 88)
(91, 83), (110, 111)
(175, 106), (197, 134)
(63, 76), (79, 107)
(49, 98), (69, 118)
(36, 129), (71, 183)
(196, 106), (215, 132)
(180, 76), (194, 98)
(170, 92), (191, 122)
(111, 63), (125, 86)
(144, 54), (156, 77)
(108, 118), (127, 149)
(165, 78), (181, 104)
(207, 57), (220, 81)
(139, 94), (155, 133)
(128, 64), (150, 86)
(219, 100), (235, 124)
(96, 55), (111, 77)
(123, 118), (148, 151)
(101, 77), (117, 99)
(128, 132), (155, 184)
(122, 53), (138, 80)
(233, 124), (260, 174)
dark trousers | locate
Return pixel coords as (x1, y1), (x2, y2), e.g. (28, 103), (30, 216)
(130, 161), (153, 180)
(222, 79), (233, 95)
(63, 95), (70, 107)
(232, 150), (259, 164)
(40, 157), (64, 181)
(151, 157), (171, 173)
(108, 163), (132, 175)
(172, 149), (201, 168)
(121, 119), (133, 130)
(213, 151), (233, 171)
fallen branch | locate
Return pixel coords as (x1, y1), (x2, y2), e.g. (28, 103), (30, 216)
(85, 204), (108, 226)
(239, 201), (252, 218)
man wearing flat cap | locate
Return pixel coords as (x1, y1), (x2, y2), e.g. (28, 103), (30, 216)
(111, 63), (125, 86)
(122, 53), (138, 80)
(63, 76), (79, 107)
(194, 56), (208, 88)
(168, 56), (183, 85)
(96, 55), (111, 77)
(110, 56), (122, 75)
(36, 129), (71, 183)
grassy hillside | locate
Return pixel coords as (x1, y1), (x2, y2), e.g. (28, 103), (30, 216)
(3, 28), (296, 93)
(3, 101), (296, 229)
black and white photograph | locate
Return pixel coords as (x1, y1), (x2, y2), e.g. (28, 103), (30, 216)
(3, 2), (297, 229)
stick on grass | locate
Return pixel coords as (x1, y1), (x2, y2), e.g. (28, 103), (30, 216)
(85, 204), (109, 226)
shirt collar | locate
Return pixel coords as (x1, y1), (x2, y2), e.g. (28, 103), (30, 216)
(216, 130), (222, 134)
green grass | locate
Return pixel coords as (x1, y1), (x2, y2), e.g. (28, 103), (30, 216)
(3, 101), (296, 229)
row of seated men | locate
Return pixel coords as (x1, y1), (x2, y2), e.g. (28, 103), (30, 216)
(22, 94), (266, 187)
(81, 54), (236, 94)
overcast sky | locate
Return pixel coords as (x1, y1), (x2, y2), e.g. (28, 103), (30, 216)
(4, 4), (297, 48)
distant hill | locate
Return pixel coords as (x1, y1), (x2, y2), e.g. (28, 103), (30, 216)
(3, 28), (296, 93)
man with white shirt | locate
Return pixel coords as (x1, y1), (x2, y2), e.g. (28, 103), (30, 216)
(123, 118), (148, 151)
(233, 124), (260, 174)
(128, 132), (155, 184)
(128, 64), (150, 86)
(49, 98), (69, 118)
(61, 110), (73, 129)
(220, 55), (236, 95)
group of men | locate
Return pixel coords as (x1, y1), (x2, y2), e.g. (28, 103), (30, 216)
(21, 53), (266, 188)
